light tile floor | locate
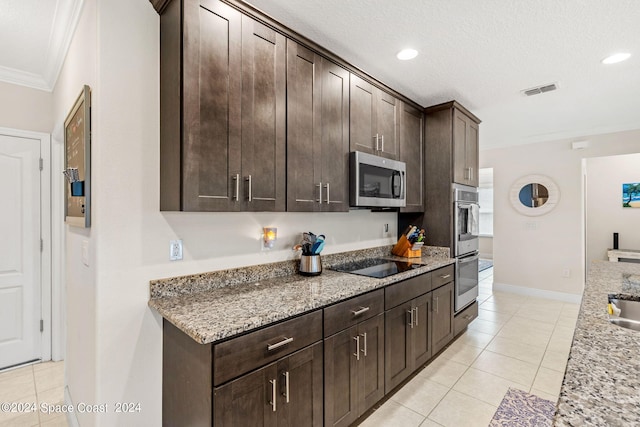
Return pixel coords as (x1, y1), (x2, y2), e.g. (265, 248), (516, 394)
(0, 361), (68, 427)
(360, 267), (580, 427)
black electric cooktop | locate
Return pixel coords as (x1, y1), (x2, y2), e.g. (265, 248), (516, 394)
(331, 258), (423, 279)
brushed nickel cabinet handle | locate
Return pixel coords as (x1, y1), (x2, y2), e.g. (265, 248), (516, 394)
(267, 337), (293, 351)
(413, 307), (419, 327)
(380, 134), (384, 152)
(351, 306), (370, 316)
(282, 371), (290, 403)
(435, 296), (439, 314)
(316, 182), (322, 204)
(440, 274), (451, 279)
(269, 379), (277, 412)
(361, 332), (367, 357)
(245, 175), (252, 202)
(374, 134), (379, 151)
(407, 309), (414, 328)
(233, 174), (240, 201)
(353, 335), (360, 361)
(324, 183), (330, 204)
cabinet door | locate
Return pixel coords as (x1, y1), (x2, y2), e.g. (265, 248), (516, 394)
(324, 327), (359, 427)
(349, 74), (376, 154)
(214, 362), (278, 427)
(376, 90), (399, 160)
(182, 0), (242, 211)
(467, 121), (479, 187)
(452, 109), (469, 185)
(412, 293), (432, 368)
(286, 40), (322, 212)
(432, 282), (454, 355)
(384, 301), (413, 393)
(320, 60), (350, 212)
(358, 314), (385, 415)
(277, 343), (323, 427)
(399, 102), (424, 212)
(241, 16), (286, 211)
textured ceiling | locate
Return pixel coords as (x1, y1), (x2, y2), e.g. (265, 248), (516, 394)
(246, 0), (640, 149)
(1, 0), (639, 149)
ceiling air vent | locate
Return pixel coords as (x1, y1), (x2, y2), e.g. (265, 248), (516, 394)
(521, 82), (558, 97)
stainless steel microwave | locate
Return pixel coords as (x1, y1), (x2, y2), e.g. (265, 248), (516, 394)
(350, 151), (406, 208)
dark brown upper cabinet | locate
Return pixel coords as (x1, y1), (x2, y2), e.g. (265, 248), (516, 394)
(349, 74), (399, 160)
(286, 40), (350, 212)
(452, 109), (480, 187)
(423, 101), (481, 249)
(160, 0), (285, 211)
(399, 102), (425, 212)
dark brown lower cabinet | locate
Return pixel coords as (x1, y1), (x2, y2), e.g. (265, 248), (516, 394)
(214, 342), (323, 427)
(324, 314), (384, 427)
(384, 294), (432, 393)
(431, 282), (454, 355)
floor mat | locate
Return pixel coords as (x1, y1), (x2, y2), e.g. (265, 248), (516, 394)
(489, 388), (555, 427)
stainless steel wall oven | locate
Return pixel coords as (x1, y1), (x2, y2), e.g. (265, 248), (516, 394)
(453, 183), (480, 312)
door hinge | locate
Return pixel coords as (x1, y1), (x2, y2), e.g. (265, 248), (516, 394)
(40, 319), (44, 332)
(39, 158), (43, 171)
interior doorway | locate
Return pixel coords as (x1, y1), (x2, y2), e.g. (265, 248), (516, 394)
(0, 127), (52, 370)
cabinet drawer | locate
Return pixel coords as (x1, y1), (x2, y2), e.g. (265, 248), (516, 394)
(385, 272), (432, 309)
(324, 289), (384, 337)
(432, 264), (454, 290)
(213, 310), (322, 385)
(454, 301), (478, 336)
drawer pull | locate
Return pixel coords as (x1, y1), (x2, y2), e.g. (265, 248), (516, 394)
(440, 274), (451, 279)
(353, 335), (361, 361)
(267, 337), (293, 351)
(282, 371), (290, 403)
(269, 379), (277, 412)
(413, 307), (419, 327)
(351, 306), (370, 316)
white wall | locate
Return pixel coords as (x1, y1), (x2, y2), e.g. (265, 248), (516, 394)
(0, 81), (52, 132)
(480, 129), (640, 299)
(479, 236), (493, 260)
(586, 153), (640, 262)
(48, 0), (396, 425)
(51, 0), (98, 425)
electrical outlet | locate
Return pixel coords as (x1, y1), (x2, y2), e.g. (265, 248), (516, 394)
(170, 239), (183, 261)
(562, 268), (571, 278)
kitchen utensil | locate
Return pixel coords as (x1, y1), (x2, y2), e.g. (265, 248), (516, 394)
(299, 254), (322, 276)
(311, 240), (325, 255)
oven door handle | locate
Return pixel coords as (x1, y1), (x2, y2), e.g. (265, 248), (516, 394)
(458, 253), (479, 263)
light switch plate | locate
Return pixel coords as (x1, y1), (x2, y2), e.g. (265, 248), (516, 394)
(82, 240), (89, 266)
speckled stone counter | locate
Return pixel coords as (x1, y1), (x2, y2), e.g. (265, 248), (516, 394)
(149, 246), (453, 344)
(555, 261), (640, 426)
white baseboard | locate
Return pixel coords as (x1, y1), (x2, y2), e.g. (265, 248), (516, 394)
(64, 386), (80, 427)
(493, 282), (582, 304)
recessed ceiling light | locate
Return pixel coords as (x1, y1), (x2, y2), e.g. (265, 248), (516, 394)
(397, 49), (418, 60)
(602, 52), (631, 64)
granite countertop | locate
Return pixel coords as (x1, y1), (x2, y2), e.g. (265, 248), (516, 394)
(149, 246), (454, 345)
(555, 261), (640, 426)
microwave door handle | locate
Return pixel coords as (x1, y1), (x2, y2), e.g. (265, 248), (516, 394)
(391, 171), (401, 198)
(400, 171), (405, 199)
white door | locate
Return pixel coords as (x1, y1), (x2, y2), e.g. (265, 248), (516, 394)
(0, 133), (41, 369)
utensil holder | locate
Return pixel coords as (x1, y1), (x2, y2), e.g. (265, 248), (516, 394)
(299, 255), (322, 276)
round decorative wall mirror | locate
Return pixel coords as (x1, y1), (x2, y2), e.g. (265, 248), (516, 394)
(510, 175), (559, 216)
